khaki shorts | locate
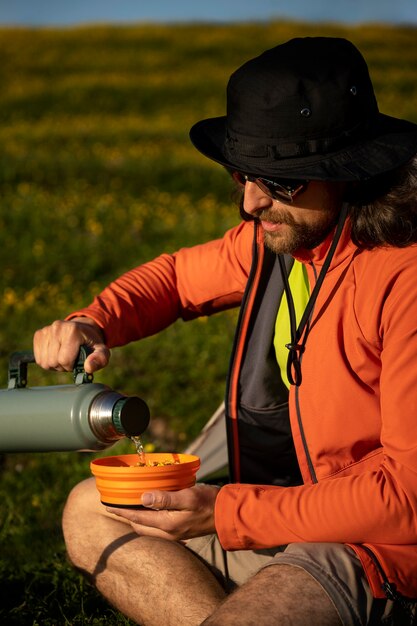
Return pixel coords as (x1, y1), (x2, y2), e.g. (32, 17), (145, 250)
(185, 536), (394, 626)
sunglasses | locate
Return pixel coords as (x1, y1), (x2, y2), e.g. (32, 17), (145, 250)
(231, 171), (309, 204)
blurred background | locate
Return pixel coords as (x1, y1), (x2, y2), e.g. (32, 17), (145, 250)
(1, 2), (417, 624)
(2, 0), (417, 26)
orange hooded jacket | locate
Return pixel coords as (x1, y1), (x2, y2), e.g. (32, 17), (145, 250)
(70, 219), (417, 600)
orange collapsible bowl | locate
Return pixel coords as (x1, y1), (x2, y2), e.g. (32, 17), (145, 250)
(90, 453), (200, 507)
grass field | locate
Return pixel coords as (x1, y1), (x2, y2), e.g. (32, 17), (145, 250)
(1, 20), (417, 624)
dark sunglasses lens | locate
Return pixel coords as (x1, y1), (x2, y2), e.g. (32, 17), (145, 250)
(271, 178), (306, 189)
(231, 171), (307, 203)
(255, 179), (292, 203)
(263, 178), (308, 202)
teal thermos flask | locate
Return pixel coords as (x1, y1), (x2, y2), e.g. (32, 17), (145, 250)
(0, 347), (150, 452)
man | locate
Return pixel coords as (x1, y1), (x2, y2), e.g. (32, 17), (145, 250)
(34, 37), (417, 625)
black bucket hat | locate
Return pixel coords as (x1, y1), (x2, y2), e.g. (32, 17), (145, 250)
(189, 37), (417, 181)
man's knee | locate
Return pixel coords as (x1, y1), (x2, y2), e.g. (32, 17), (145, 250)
(63, 477), (100, 529)
(203, 564), (342, 626)
(62, 477), (107, 569)
(256, 564), (342, 626)
(62, 477), (154, 575)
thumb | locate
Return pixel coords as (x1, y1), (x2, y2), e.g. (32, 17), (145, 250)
(83, 344), (111, 373)
(141, 490), (178, 510)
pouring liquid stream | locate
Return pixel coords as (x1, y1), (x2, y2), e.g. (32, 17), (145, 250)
(131, 435), (146, 465)
(130, 436), (181, 467)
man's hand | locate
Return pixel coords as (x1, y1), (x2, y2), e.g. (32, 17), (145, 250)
(107, 484), (220, 541)
(33, 317), (110, 374)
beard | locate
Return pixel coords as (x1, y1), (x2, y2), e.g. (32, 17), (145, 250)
(239, 203), (338, 254)
(238, 188), (343, 254)
(262, 210), (338, 254)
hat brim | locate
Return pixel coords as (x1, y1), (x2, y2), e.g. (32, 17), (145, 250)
(189, 114), (417, 181)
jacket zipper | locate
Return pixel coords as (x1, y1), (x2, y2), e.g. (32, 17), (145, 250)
(361, 545), (395, 597)
(225, 222), (264, 483)
(360, 544), (416, 614)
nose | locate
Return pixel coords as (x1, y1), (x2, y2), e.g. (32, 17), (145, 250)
(243, 181), (274, 216)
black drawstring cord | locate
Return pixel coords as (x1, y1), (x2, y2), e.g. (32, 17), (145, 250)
(278, 254), (305, 385)
(279, 203), (349, 386)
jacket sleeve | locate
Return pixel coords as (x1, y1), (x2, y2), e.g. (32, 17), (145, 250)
(67, 221), (253, 347)
(215, 246), (417, 551)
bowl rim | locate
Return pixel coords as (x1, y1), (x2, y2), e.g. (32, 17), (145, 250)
(90, 452), (200, 473)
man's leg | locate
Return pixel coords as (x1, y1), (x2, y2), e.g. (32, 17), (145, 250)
(62, 478), (226, 626)
(203, 564), (342, 626)
(64, 479), (343, 626)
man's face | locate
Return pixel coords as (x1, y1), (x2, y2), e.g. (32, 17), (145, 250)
(241, 180), (345, 255)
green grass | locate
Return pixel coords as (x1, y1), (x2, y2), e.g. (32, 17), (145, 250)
(1, 20), (417, 624)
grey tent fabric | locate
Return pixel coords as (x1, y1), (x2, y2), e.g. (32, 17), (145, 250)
(185, 403), (228, 481)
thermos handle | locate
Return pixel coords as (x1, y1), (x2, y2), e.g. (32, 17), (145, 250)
(8, 346), (94, 389)
(72, 346), (94, 385)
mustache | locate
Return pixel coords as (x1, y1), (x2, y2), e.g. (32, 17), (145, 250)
(238, 196), (296, 225)
(257, 210), (296, 226)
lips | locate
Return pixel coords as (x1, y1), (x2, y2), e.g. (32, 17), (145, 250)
(260, 220), (286, 232)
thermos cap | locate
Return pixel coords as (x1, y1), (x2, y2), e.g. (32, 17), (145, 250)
(112, 396), (150, 437)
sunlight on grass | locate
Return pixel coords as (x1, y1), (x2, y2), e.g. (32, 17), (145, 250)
(1, 20), (416, 624)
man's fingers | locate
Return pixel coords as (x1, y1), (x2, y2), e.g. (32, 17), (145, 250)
(141, 490), (176, 510)
(81, 344), (109, 373)
(106, 485), (219, 540)
(106, 504), (196, 542)
(33, 318), (110, 372)
(141, 489), (200, 511)
(33, 320), (76, 370)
